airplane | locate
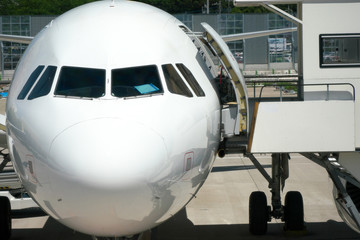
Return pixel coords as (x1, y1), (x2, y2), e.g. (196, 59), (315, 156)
(0, 0), (253, 238)
(0, 0), (360, 239)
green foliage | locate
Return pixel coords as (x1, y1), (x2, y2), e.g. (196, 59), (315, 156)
(0, 0), (297, 15)
(0, 0), (97, 15)
(135, 0), (205, 13)
(135, 0), (233, 14)
(231, 6), (269, 14)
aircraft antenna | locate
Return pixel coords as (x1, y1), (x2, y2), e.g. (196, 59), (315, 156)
(110, 0), (115, 7)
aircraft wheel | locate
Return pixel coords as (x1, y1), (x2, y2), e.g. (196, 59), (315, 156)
(284, 191), (304, 231)
(249, 191), (269, 235)
(0, 196), (11, 240)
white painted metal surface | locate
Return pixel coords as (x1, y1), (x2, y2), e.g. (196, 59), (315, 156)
(202, 22), (249, 134)
(250, 101), (355, 153)
(221, 27), (297, 42)
(6, 0), (221, 237)
(301, 1), (360, 148)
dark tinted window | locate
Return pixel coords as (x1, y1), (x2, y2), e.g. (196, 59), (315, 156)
(112, 65), (163, 98)
(320, 34), (360, 68)
(28, 66), (57, 100)
(55, 66), (106, 98)
(18, 65), (45, 100)
(162, 64), (193, 97)
(176, 64), (205, 97)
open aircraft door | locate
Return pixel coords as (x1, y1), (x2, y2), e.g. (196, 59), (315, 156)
(201, 23), (249, 136)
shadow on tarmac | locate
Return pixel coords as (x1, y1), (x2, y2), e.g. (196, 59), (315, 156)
(157, 209), (360, 240)
(10, 208), (360, 240)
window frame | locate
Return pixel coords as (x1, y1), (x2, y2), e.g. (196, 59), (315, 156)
(17, 65), (45, 100)
(320, 33), (360, 68)
(54, 66), (106, 99)
(111, 64), (164, 98)
(28, 66), (57, 100)
(176, 63), (206, 97)
(161, 64), (193, 98)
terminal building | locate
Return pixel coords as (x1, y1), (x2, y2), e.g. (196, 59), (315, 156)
(0, 12), (297, 73)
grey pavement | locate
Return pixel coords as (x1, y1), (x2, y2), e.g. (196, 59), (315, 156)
(10, 154), (360, 239)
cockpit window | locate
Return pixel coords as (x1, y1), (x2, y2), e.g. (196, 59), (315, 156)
(55, 66), (106, 98)
(18, 65), (45, 100)
(162, 64), (193, 97)
(28, 66), (57, 100)
(176, 64), (206, 97)
(111, 65), (163, 98)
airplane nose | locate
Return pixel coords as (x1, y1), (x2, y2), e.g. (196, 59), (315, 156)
(47, 118), (169, 236)
(50, 118), (167, 187)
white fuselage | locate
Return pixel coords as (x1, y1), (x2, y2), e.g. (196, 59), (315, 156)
(5, 0), (221, 236)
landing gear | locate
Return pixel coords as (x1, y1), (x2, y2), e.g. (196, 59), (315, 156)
(0, 196), (11, 240)
(249, 191), (270, 235)
(247, 153), (305, 235)
(284, 191), (305, 231)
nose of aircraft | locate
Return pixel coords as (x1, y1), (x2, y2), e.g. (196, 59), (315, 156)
(48, 118), (170, 236)
(50, 118), (168, 186)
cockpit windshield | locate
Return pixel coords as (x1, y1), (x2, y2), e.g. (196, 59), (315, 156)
(111, 65), (163, 98)
(55, 66), (106, 98)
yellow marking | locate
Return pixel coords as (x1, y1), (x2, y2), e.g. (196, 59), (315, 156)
(248, 102), (260, 152)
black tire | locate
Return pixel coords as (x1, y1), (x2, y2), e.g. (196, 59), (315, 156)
(0, 196), (11, 240)
(284, 191), (304, 231)
(249, 191), (268, 235)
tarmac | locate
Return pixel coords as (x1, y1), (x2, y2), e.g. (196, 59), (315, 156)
(9, 154), (360, 240)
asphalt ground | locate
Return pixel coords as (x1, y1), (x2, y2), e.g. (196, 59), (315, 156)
(9, 154), (360, 240)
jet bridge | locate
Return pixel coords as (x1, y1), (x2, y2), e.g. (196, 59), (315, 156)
(249, 97), (356, 153)
(207, 0), (360, 236)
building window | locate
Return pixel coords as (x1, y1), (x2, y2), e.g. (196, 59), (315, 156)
(268, 13), (295, 63)
(320, 34), (360, 68)
(174, 14), (193, 30)
(1, 16), (31, 70)
(218, 14), (244, 61)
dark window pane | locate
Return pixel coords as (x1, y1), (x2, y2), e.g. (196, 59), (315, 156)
(28, 66), (57, 100)
(162, 64), (193, 97)
(55, 66), (105, 98)
(17, 65), (44, 100)
(176, 64), (205, 97)
(320, 34), (360, 68)
(111, 65), (163, 98)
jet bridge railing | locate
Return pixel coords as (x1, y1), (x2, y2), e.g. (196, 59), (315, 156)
(246, 80), (300, 101)
(249, 81), (355, 102)
(245, 74), (303, 102)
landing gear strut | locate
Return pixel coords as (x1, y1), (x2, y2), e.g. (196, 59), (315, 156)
(247, 153), (305, 235)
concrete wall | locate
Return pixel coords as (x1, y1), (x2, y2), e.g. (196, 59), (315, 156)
(30, 16), (56, 36)
(192, 14), (218, 32)
(244, 14), (268, 65)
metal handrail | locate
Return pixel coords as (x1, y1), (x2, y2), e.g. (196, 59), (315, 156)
(256, 82), (356, 101)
